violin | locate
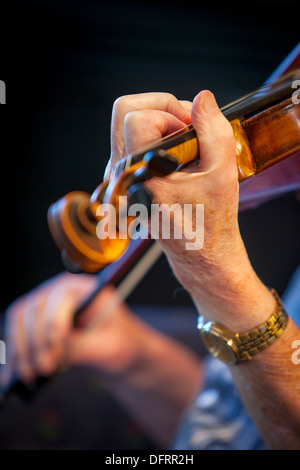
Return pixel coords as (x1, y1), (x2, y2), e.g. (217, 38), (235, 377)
(2, 44), (300, 399)
(48, 47), (300, 278)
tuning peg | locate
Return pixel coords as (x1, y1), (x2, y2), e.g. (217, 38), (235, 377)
(120, 150), (178, 193)
(127, 183), (154, 211)
(143, 149), (178, 177)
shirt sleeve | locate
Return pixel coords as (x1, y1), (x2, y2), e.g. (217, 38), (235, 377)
(172, 356), (267, 450)
(172, 265), (300, 450)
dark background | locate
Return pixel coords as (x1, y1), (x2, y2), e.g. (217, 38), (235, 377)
(0, 0), (299, 451)
(1, 0), (300, 312)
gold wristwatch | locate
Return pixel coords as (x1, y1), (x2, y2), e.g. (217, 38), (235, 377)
(197, 289), (289, 366)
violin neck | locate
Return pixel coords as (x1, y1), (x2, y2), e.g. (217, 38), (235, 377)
(109, 67), (300, 183)
(265, 42), (300, 83)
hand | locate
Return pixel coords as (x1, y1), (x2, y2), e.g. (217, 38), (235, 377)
(1, 273), (148, 386)
(105, 90), (276, 330)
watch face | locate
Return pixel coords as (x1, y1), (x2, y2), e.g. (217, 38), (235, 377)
(202, 331), (238, 365)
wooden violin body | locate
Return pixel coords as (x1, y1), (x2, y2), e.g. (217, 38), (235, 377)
(4, 45), (300, 401)
(48, 65), (300, 274)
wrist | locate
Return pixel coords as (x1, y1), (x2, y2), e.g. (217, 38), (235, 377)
(168, 247), (276, 332)
(198, 288), (289, 366)
(193, 273), (276, 332)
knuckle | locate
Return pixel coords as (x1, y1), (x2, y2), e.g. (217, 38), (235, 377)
(124, 110), (140, 128)
(47, 318), (66, 340)
(161, 91), (176, 102)
(213, 113), (234, 140)
(166, 92), (178, 104)
(6, 301), (23, 327)
(166, 93), (189, 117)
(161, 93), (179, 112)
(112, 95), (130, 115)
(221, 117), (235, 142)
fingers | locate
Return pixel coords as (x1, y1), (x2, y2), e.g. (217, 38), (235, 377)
(191, 90), (236, 175)
(106, 89), (236, 185)
(67, 285), (122, 363)
(2, 297), (33, 385)
(109, 92), (191, 167)
(179, 100), (192, 114)
(67, 286), (142, 375)
(32, 287), (76, 376)
(2, 273), (98, 385)
(32, 274), (97, 376)
(124, 109), (189, 155)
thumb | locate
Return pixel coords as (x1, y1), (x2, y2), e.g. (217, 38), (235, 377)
(191, 90), (236, 173)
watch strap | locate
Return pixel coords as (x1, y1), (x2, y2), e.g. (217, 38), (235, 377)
(235, 289), (289, 362)
(198, 288), (289, 364)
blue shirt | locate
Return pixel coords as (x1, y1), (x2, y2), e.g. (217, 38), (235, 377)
(172, 266), (300, 450)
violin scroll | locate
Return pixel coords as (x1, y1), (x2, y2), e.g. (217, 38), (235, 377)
(47, 190), (129, 273)
(47, 150), (180, 273)
(48, 59), (300, 275)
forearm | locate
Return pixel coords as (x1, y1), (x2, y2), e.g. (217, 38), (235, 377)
(232, 319), (300, 449)
(103, 86), (300, 449)
(99, 316), (203, 448)
(176, 251), (300, 450)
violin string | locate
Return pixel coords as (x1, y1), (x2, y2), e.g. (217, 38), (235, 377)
(109, 124), (193, 180)
(220, 67), (300, 112)
(81, 66), (300, 336)
(109, 67), (300, 180)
